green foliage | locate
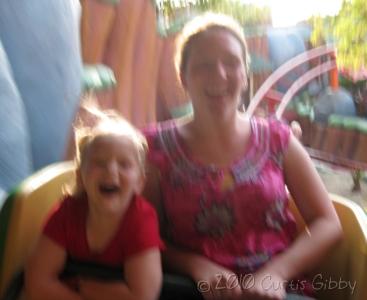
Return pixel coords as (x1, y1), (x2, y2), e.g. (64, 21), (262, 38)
(154, 0), (271, 36)
(193, 0), (272, 27)
(309, 15), (335, 46)
(310, 0), (367, 70)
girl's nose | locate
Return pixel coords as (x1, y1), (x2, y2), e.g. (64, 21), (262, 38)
(106, 160), (119, 175)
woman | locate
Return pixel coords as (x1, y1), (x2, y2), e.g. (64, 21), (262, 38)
(144, 13), (342, 300)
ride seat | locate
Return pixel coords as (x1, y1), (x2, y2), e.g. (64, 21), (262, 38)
(0, 161), (366, 300)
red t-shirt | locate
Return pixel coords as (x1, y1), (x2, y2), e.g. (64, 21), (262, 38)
(43, 194), (164, 268)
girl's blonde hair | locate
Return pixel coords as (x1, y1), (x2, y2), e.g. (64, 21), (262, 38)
(72, 106), (148, 196)
(175, 12), (251, 82)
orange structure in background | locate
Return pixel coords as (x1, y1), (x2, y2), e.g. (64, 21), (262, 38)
(329, 52), (339, 90)
(79, 0), (187, 127)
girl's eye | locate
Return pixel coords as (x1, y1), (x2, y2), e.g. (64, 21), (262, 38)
(119, 160), (132, 169)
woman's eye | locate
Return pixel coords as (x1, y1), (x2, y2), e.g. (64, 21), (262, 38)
(197, 62), (213, 70)
(224, 58), (240, 68)
(94, 159), (106, 167)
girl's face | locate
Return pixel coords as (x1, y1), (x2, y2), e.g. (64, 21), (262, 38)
(181, 28), (247, 116)
(79, 134), (144, 216)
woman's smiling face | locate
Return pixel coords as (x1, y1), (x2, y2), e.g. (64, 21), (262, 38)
(181, 28), (248, 116)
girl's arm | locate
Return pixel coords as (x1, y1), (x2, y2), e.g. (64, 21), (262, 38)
(251, 134), (343, 291)
(78, 248), (162, 300)
(25, 236), (82, 300)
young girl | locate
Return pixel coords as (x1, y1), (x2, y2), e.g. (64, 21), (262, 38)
(143, 13), (342, 300)
(25, 109), (164, 300)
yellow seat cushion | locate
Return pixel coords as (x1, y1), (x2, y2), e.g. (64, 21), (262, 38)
(289, 194), (367, 300)
(0, 161), (74, 297)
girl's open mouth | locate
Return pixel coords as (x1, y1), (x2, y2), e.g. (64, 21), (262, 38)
(99, 184), (120, 196)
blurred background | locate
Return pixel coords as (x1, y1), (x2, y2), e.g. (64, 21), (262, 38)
(0, 0), (366, 210)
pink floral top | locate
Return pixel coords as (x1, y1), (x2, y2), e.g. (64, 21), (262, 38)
(144, 117), (312, 295)
(145, 119), (296, 274)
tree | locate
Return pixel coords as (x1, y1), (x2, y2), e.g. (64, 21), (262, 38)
(155, 0), (272, 35)
(311, 0), (367, 70)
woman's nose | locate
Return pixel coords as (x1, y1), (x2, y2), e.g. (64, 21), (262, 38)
(213, 62), (227, 80)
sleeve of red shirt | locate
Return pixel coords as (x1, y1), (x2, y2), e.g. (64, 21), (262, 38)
(123, 196), (165, 259)
(42, 196), (69, 249)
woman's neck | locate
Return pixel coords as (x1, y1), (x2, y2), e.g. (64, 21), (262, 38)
(179, 111), (250, 167)
(190, 110), (245, 141)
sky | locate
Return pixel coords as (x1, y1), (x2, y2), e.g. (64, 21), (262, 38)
(242, 0), (343, 27)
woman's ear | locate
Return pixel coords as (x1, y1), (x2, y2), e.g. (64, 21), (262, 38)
(243, 79), (248, 92)
(180, 70), (187, 89)
(242, 71), (248, 92)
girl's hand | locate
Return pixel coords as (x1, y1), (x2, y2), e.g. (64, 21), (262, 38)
(241, 269), (287, 300)
(78, 248), (162, 300)
(78, 278), (108, 300)
(191, 259), (242, 300)
(78, 278), (127, 300)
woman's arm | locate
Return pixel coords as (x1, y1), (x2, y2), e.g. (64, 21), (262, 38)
(78, 248), (162, 300)
(257, 134), (343, 282)
(25, 236), (82, 300)
(243, 134), (343, 299)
